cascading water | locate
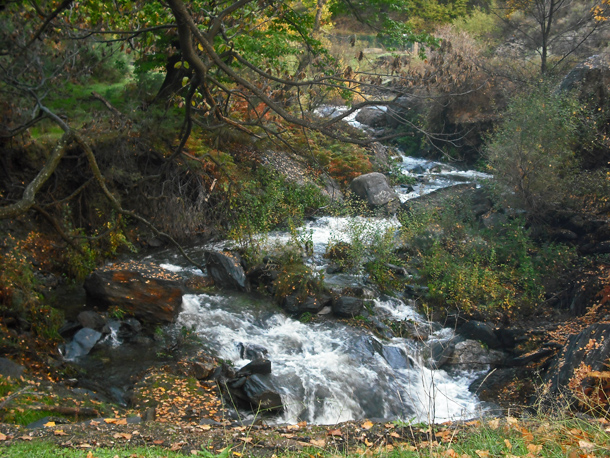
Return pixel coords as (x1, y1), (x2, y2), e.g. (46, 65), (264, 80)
(174, 291), (483, 425)
(151, 107), (494, 424)
(157, 212), (488, 425)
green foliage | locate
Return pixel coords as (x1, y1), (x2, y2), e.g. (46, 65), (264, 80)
(399, 196), (576, 316)
(327, 218), (407, 292)
(274, 262), (325, 303)
(0, 235), (63, 351)
(227, 168), (328, 245)
(485, 84), (579, 215)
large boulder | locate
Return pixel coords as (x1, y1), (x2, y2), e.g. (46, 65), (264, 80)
(0, 357), (24, 379)
(84, 262), (183, 324)
(457, 320), (502, 350)
(349, 172), (399, 212)
(558, 55), (610, 103)
(332, 296), (364, 318)
(543, 324), (610, 408)
(446, 339), (505, 369)
(205, 251), (250, 292)
(355, 107), (387, 128)
(64, 328), (102, 360)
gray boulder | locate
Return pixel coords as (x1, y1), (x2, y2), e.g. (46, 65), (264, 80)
(0, 357), (24, 379)
(446, 339), (505, 368)
(355, 107), (387, 128)
(332, 296), (364, 318)
(64, 328), (102, 360)
(457, 320), (501, 350)
(205, 251), (250, 292)
(77, 311), (106, 332)
(350, 172), (399, 212)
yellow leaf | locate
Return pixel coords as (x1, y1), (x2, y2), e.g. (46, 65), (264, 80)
(526, 443), (542, 454)
(362, 420), (374, 430)
(475, 450), (489, 458)
(310, 439), (325, 447)
(504, 439), (512, 450)
(104, 418), (117, 424)
(198, 43), (204, 51)
(54, 430), (67, 436)
(488, 418), (500, 430)
(0, 433), (6, 441)
(43, 421), (56, 427)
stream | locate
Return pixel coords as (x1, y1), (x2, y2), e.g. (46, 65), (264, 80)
(68, 108), (493, 425)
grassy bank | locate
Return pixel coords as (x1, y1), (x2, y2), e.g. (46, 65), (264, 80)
(1, 415), (610, 457)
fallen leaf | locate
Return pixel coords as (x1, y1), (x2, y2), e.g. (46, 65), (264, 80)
(526, 443), (542, 454)
(328, 428), (342, 437)
(475, 450), (489, 458)
(113, 433), (132, 440)
(104, 418), (117, 424)
(444, 449), (458, 457)
(198, 425), (211, 431)
(19, 436), (33, 441)
(507, 417), (519, 426)
(239, 437), (252, 443)
(364, 439), (373, 447)
(310, 439), (325, 447)
(0, 433), (6, 441)
(362, 420), (374, 430)
(390, 432), (400, 438)
(488, 419), (500, 430)
(54, 430), (68, 436)
(43, 421), (56, 428)
(504, 439), (512, 450)
(579, 440), (596, 451)
(153, 440), (164, 445)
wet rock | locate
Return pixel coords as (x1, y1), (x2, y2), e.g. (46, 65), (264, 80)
(355, 107), (387, 128)
(281, 295), (326, 315)
(185, 361), (216, 380)
(64, 328), (102, 360)
(238, 342), (269, 360)
(422, 338), (459, 369)
(457, 320), (501, 349)
(446, 339), (505, 368)
(77, 311), (106, 332)
(0, 357), (24, 379)
(205, 251), (251, 292)
(118, 318), (142, 340)
(332, 296), (364, 318)
(349, 172), (400, 213)
(243, 374), (284, 413)
(237, 358), (272, 376)
(381, 346), (414, 370)
(58, 321), (82, 339)
(84, 262), (183, 324)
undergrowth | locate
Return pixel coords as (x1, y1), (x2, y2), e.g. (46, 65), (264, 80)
(399, 195), (577, 318)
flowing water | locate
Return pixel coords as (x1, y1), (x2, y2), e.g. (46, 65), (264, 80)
(155, 211), (487, 424)
(70, 106), (494, 424)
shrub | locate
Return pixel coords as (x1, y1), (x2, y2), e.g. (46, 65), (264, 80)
(399, 196), (576, 317)
(485, 84), (579, 216)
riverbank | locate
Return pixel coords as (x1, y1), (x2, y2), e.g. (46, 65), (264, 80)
(2, 407), (610, 457)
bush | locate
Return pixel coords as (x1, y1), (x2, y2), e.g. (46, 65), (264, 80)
(485, 84), (579, 216)
(399, 195), (576, 317)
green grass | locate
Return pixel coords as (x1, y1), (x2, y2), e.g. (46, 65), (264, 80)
(0, 442), (187, 457)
